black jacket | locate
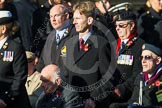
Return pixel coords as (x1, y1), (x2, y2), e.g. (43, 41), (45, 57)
(128, 71), (162, 107)
(137, 8), (162, 49)
(0, 37), (31, 108)
(35, 86), (82, 108)
(115, 36), (145, 101)
(62, 32), (113, 108)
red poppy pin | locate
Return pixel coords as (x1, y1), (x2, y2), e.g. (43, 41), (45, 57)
(126, 41), (133, 47)
(56, 91), (62, 97)
(155, 80), (161, 87)
(83, 43), (89, 52)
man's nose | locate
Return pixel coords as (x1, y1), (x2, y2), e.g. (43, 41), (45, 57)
(73, 19), (77, 24)
(51, 16), (56, 21)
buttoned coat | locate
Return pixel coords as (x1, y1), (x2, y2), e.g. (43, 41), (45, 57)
(115, 36), (145, 101)
(62, 32), (113, 106)
(0, 37), (31, 108)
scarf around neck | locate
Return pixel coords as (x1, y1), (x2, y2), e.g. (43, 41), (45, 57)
(116, 30), (137, 55)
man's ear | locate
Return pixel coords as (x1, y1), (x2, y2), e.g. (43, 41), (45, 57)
(65, 13), (69, 20)
(1, 25), (7, 34)
(55, 77), (62, 85)
(156, 57), (162, 65)
(130, 22), (135, 31)
(87, 17), (93, 25)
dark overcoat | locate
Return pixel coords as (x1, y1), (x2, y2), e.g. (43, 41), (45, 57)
(115, 36), (145, 101)
(35, 86), (82, 108)
(0, 37), (31, 108)
(61, 33), (113, 107)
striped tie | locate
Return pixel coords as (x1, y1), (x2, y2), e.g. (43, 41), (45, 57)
(56, 34), (60, 45)
(79, 38), (84, 50)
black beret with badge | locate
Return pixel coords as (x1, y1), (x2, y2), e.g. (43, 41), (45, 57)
(108, 2), (136, 21)
(142, 44), (162, 57)
(0, 10), (13, 25)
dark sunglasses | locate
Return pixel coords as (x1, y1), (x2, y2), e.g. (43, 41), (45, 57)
(115, 23), (130, 28)
(140, 55), (153, 60)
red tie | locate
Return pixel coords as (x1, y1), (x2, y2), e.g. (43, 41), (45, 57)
(79, 38), (84, 50)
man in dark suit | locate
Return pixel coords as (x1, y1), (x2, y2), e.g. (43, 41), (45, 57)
(35, 64), (81, 108)
(0, 10), (31, 108)
(36, 4), (76, 75)
(61, 1), (113, 108)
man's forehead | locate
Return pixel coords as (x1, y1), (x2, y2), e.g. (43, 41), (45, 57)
(50, 7), (62, 14)
(50, 5), (65, 12)
(73, 9), (85, 17)
(142, 50), (155, 56)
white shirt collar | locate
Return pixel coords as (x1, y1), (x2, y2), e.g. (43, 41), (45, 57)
(79, 31), (92, 43)
(56, 23), (70, 39)
(0, 36), (8, 49)
(56, 29), (67, 40)
(121, 39), (129, 44)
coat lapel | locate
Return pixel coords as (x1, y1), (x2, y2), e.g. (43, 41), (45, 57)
(50, 30), (57, 63)
(74, 36), (93, 64)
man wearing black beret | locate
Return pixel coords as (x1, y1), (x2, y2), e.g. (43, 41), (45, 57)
(110, 44), (162, 108)
(0, 10), (31, 108)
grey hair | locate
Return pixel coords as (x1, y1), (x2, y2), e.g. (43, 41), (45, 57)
(52, 69), (61, 84)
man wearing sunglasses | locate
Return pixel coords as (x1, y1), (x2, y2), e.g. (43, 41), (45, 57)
(110, 44), (162, 108)
(109, 9), (145, 105)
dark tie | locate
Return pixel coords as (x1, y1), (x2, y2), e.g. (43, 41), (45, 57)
(79, 38), (84, 50)
(120, 41), (125, 50)
(56, 34), (60, 45)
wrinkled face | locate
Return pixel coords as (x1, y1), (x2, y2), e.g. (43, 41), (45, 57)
(141, 50), (160, 73)
(50, 5), (68, 30)
(40, 74), (57, 94)
(115, 20), (134, 40)
(149, 0), (162, 12)
(73, 9), (92, 34)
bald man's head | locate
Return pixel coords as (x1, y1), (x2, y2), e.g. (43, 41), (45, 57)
(41, 64), (60, 83)
(49, 4), (69, 30)
(40, 64), (61, 94)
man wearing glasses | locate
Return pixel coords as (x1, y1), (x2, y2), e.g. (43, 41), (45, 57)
(110, 44), (162, 108)
(109, 9), (145, 105)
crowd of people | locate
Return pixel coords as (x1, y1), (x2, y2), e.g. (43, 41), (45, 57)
(0, 0), (162, 108)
